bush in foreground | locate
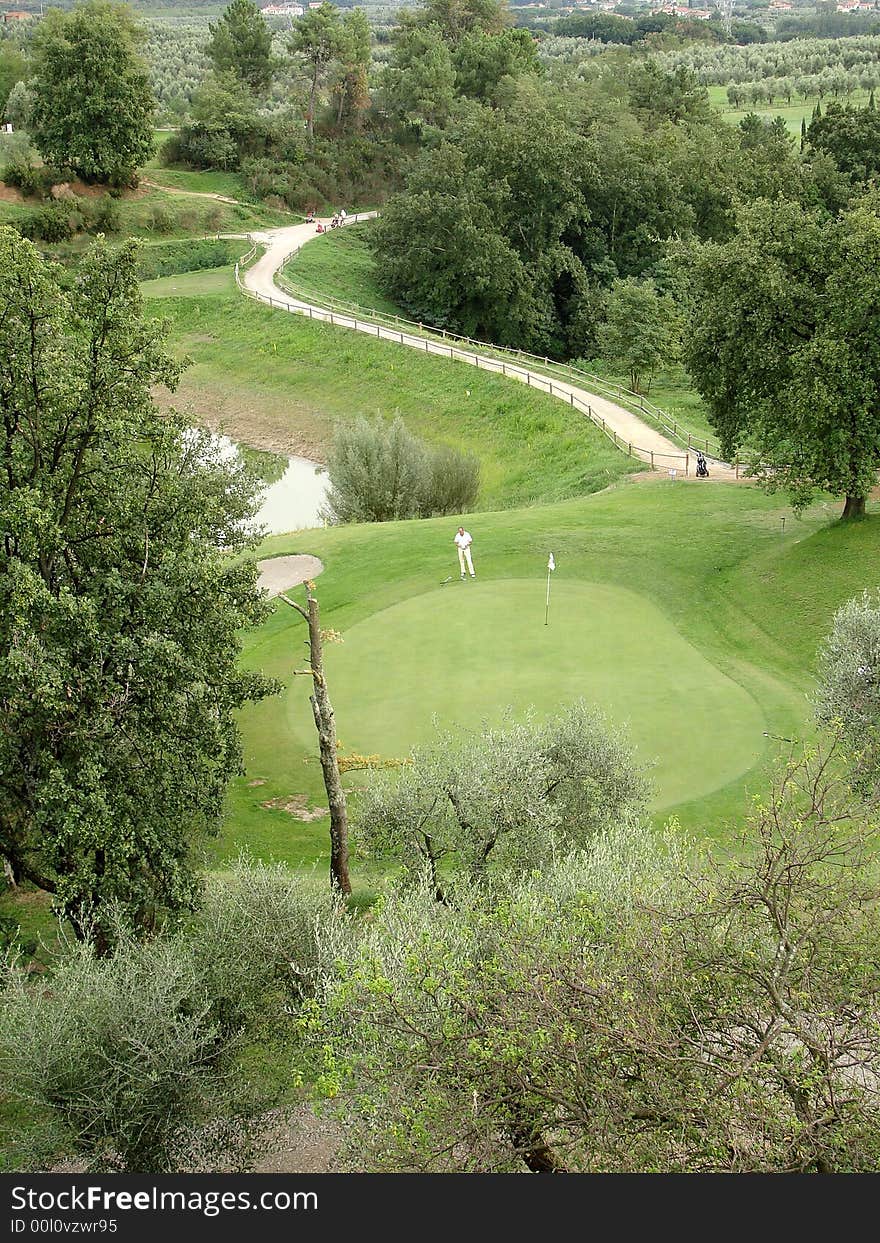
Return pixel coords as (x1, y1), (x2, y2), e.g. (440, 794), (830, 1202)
(318, 744), (880, 1172)
(0, 859), (344, 1172)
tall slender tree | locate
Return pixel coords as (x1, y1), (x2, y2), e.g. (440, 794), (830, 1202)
(208, 0), (274, 97)
(289, 2), (341, 142)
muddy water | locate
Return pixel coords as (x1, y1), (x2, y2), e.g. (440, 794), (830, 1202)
(255, 453), (329, 534)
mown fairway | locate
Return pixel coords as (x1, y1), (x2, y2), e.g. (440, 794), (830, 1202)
(323, 578), (766, 811)
(222, 479), (880, 883)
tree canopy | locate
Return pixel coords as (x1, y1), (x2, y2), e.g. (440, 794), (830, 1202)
(685, 192), (880, 518)
(0, 228), (276, 946)
(807, 100), (880, 183)
(207, 0), (274, 96)
(29, 1), (155, 186)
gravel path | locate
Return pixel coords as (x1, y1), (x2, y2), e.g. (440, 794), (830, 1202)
(257, 554), (324, 598)
(241, 218), (736, 479)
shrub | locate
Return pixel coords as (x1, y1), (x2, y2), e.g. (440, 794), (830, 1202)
(145, 204), (176, 235)
(353, 703), (650, 891)
(2, 153), (43, 197)
(191, 857), (347, 1032)
(17, 200), (79, 242)
(816, 589), (880, 787)
(83, 194), (121, 235)
(319, 751), (880, 1172)
(0, 930), (229, 1172)
(322, 416), (481, 524)
(173, 122), (239, 171)
(135, 239), (242, 281)
(0, 858), (345, 1172)
(419, 444), (481, 517)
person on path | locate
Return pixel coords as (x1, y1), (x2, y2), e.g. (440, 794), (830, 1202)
(454, 526), (475, 579)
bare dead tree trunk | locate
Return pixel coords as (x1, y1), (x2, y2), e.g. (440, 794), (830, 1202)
(279, 586), (351, 897)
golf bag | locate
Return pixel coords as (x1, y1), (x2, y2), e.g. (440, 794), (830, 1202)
(695, 453), (709, 478)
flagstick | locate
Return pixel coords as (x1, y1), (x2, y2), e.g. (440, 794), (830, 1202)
(545, 565), (552, 626)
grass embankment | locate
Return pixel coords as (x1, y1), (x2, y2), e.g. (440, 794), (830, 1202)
(228, 485), (880, 884)
(152, 288), (636, 506)
(283, 223), (720, 448)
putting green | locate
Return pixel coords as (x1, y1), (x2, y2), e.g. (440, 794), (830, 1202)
(287, 579), (768, 811)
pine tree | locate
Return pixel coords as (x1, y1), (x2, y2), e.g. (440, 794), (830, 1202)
(208, 0), (273, 96)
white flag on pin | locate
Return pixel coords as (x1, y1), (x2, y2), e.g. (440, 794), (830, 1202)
(548, 553), (555, 572)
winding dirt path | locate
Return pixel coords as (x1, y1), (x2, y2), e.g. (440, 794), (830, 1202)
(239, 217), (736, 480)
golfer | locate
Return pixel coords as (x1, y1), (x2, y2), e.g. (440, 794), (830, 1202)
(454, 526), (476, 579)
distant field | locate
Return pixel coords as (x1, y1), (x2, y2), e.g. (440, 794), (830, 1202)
(708, 83), (872, 136)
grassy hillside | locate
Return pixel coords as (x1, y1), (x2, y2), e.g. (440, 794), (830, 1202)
(283, 223), (720, 446)
(152, 288), (637, 506)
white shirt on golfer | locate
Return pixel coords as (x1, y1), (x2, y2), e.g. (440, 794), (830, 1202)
(454, 529), (475, 578)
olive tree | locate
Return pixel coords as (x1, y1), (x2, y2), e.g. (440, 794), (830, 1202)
(0, 857), (345, 1172)
(353, 702), (649, 897)
(816, 590), (880, 786)
(316, 745), (880, 1172)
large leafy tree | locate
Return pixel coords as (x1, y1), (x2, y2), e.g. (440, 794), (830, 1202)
(207, 0), (274, 97)
(371, 102), (597, 353)
(806, 100), (880, 184)
(597, 277), (680, 395)
(685, 193), (880, 518)
(380, 22), (456, 132)
(417, 0), (509, 45)
(29, 1), (155, 186)
(452, 27), (540, 104)
(0, 228), (276, 946)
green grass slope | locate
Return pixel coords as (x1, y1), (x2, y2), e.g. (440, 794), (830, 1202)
(282, 223), (720, 447)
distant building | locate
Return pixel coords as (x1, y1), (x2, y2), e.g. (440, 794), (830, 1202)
(835, 0), (875, 9)
(651, 3), (713, 17)
(2, 10), (33, 21)
(261, 3), (303, 14)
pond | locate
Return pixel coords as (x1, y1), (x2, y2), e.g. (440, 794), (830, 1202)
(254, 452), (329, 534)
